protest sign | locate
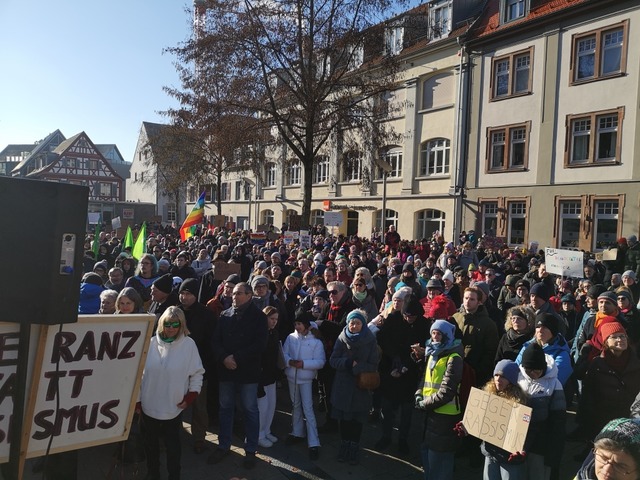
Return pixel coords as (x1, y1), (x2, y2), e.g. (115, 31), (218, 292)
(299, 230), (311, 249)
(0, 324), (41, 463)
(544, 247), (584, 278)
(324, 211), (342, 227)
(462, 387), (532, 453)
(21, 314), (154, 459)
(213, 262), (242, 281)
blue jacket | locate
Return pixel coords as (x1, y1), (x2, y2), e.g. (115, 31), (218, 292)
(78, 282), (104, 314)
(516, 334), (572, 386)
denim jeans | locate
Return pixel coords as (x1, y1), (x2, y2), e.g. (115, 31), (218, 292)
(483, 456), (525, 480)
(420, 447), (455, 480)
(218, 381), (259, 453)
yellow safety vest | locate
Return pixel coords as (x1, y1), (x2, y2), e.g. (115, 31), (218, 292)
(421, 353), (461, 415)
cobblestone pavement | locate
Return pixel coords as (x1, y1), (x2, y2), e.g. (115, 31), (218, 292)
(19, 386), (586, 480)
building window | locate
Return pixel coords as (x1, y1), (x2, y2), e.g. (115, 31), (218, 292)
(487, 123), (530, 172)
(261, 209), (274, 226)
(100, 182), (112, 197)
(375, 209), (398, 231)
(416, 209), (445, 240)
(566, 108), (623, 166)
(430, 1), (451, 39)
(559, 201), (581, 248)
(265, 163), (277, 187)
(188, 186), (197, 202)
(481, 202), (498, 237)
(422, 73), (454, 110)
(313, 156), (329, 184)
(502, 0), (527, 24)
(507, 201), (526, 245)
(167, 203), (177, 223)
(65, 158), (76, 168)
(221, 182), (231, 201)
(286, 161), (301, 186)
(594, 200), (619, 250)
(310, 209), (324, 226)
(376, 148), (402, 179)
(347, 44), (364, 71)
(202, 184), (213, 202)
(285, 209), (298, 226)
(342, 152), (362, 182)
(419, 139), (450, 176)
(571, 21), (628, 84)
(235, 181), (242, 200)
(385, 25), (403, 56)
(88, 159), (98, 170)
(491, 48), (532, 99)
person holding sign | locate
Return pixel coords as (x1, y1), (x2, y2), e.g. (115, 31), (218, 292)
(414, 319), (463, 480)
(480, 360), (528, 480)
(139, 306), (205, 480)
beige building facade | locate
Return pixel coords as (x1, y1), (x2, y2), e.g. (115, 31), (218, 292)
(463, 0), (640, 251)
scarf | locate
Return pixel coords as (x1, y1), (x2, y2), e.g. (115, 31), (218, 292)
(424, 338), (461, 370)
(345, 328), (361, 341)
(353, 290), (367, 302)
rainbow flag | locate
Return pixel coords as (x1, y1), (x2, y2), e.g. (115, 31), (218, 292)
(180, 191), (205, 241)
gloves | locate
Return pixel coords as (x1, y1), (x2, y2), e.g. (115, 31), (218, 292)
(135, 402), (142, 414)
(180, 391), (198, 408)
(414, 389), (424, 408)
(453, 421), (467, 437)
(508, 451), (526, 463)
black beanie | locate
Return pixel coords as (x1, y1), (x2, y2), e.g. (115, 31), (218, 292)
(153, 273), (174, 294)
(179, 278), (199, 296)
(521, 342), (546, 372)
(530, 282), (549, 302)
(536, 313), (559, 338)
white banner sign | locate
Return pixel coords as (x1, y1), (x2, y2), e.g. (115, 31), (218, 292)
(544, 247), (584, 278)
(324, 211), (342, 227)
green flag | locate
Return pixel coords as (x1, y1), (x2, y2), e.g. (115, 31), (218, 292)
(132, 222), (147, 260)
(123, 225), (134, 250)
(92, 223), (101, 258)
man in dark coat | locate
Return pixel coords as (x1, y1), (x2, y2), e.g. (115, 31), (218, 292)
(209, 282), (268, 469)
(375, 297), (430, 453)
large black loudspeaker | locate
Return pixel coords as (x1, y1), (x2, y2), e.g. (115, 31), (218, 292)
(0, 177), (89, 325)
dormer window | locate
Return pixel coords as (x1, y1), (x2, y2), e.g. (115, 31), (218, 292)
(430, 0), (452, 39)
(501, 0), (528, 24)
(385, 25), (404, 56)
(347, 44), (364, 71)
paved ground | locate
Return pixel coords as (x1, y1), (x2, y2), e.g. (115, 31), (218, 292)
(18, 386), (588, 480)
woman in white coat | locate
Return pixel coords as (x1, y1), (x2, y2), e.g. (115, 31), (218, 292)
(139, 306), (204, 480)
(283, 312), (326, 460)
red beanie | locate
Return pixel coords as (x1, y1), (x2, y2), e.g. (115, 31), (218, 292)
(600, 321), (627, 342)
(429, 295), (450, 320)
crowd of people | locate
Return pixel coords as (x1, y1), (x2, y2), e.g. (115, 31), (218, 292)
(79, 224), (640, 480)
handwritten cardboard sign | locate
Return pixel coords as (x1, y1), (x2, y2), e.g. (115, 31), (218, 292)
(462, 387), (532, 453)
(544, 247), (584, 278)
(19, 314), (154, 459)
(213, 262), (242, 281)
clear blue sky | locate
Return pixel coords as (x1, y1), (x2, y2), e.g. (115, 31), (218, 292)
(0, 0), (192, 162)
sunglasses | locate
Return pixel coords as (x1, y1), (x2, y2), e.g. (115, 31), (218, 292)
(354, 283), (365, 287)
(164, 322), (181, 328)
(329, 290), (339, 295)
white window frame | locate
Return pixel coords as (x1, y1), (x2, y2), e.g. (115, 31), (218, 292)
(375, 209), (399, 231)
(313, 156), (329, 184)
(481, 202), (498, 237)
(262, 209), (274, 226)
(430, 1), (452, 39)
(507, 201), (526, 245)
(265, 163), (277, 187)
(167, 203), (177, 223)
(385, 25), (404, 56)
(286, 161), (301, 186)
(342, 152), (362, 182)
(503, 0), (526, 23)
(420, 139), (450, 176)
(559, 201), (581, 248)
(593, 200), (619, 251)
(310, 209), (324, 226)
(416, 209), (446, 240)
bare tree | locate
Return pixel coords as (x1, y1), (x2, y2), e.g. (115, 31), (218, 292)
(165, 0), (409, 227)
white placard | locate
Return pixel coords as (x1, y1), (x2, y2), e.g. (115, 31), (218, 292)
(22, 314), (154, 459)
(87, 213), (101, 225)
(111, 216), (121, 230)
(324, 211), (342, 227)
(299, 230), (311, 249)
(544, 247), (584, 278)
